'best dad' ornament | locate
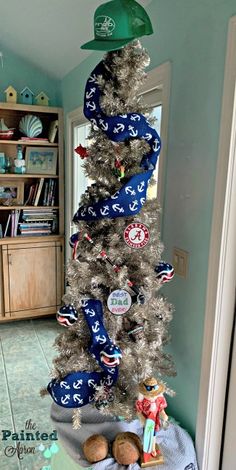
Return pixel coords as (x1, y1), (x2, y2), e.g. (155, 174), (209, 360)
(107, 289), (132, 316)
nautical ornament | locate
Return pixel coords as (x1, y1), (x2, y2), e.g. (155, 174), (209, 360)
(155, 262), (175, 284)
(56, 304), (78, 327)
(19, 114), (43, 138)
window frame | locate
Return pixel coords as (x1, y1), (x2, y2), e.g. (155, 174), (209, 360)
(139, 61), (171, 232)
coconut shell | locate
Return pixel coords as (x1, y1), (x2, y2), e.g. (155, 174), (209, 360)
(83, 434), (109, 463)
(112, 432), (142, 465)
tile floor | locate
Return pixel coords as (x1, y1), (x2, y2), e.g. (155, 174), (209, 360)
(0, 317), (61, 470)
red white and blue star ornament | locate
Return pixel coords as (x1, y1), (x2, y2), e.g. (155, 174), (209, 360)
(69, 232), (80, 248)
(107, 289), (132, 316)
(56, 304), (78, 327)
(69, 232), (81, 259)
(155, 262), (175, 284)
(124, 222), (150, 249)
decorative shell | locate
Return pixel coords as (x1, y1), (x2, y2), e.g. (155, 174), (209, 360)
(19, 114), (43, 137)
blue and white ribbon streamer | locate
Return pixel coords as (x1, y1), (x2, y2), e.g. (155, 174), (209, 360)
(48, 300), (121, 408)
(73, 60), (161, 222)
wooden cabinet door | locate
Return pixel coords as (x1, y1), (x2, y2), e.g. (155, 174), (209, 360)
(2, 241), (63, 318)
(0, 247), (4, 318)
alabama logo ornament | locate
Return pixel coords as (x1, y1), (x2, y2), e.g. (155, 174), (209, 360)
(124, 222), (150, 249)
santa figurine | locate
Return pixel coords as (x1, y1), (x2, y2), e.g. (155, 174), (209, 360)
(135, 377), (168, 467)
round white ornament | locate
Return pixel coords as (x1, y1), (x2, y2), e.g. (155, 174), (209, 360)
(124, 222), (150, 249)
(107, 289), (132, 316)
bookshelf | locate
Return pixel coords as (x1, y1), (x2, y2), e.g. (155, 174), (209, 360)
(0, 102), (64, 322)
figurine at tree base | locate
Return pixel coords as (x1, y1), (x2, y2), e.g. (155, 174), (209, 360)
(136, 377), (168, 467)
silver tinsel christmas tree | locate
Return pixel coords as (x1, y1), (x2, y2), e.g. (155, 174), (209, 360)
(47, 40), (175, 426)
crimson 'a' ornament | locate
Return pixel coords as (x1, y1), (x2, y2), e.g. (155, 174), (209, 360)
(56, 305), (78, 327)
(124, 223), (150, 249)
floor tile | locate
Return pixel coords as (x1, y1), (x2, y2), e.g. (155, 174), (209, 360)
(0, 320), (32, 332)
(7, 370), (50, 396)
(0, 343), (12, 420)
(0, 336), (38, 360)
(13, 358), (50, 376)
(0, 416), (14, 448)
(19, 452), (47, 470)
(32, 318), (61, 334)
(0, 416), (21, 470)
(0, 394), (12, 419)
(0, 455), (21, 470)
(0, 344), (5, 369)
(10, 389), (52, 416)
(0, 318), (61, 470)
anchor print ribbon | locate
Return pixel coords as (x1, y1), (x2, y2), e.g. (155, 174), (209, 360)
(47, 300), (121, 408)
(73, 60), (161, 222)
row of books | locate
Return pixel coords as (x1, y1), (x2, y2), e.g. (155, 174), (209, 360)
(25, 178), (57, 207)
(2, 208), (58, 237)
(19, 222), (53, 236)
(4, 210), (21, 237)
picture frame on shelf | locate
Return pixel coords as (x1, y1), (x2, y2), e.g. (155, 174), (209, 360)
(25, 147), (58, 175)
(0, 180), (24, 205)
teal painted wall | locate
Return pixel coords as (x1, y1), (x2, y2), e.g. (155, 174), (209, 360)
(0, 46), (61, 106)
(61, 0), (236, 438)
(62, 52), (102, 115)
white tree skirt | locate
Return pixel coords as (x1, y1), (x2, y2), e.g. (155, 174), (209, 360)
(50, 403), (198, 470)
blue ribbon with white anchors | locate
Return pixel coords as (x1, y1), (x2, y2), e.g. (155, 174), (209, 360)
(73, 60), (161, 222)
(47, 300), (122, 408)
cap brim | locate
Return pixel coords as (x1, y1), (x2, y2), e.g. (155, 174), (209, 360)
(81, 37), (134, 51)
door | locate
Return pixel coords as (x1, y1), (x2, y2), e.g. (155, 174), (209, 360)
(2, 241), (62, 317)
(221, 307), (236, 469)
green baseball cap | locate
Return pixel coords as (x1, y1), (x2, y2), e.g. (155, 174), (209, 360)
(81, 0), (153, 51)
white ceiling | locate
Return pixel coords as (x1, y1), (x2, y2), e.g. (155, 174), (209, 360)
(0, 0), (152, 80)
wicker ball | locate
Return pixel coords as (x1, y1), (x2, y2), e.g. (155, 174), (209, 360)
(112, 432), (142, 465)
(83, 434), (109, 463)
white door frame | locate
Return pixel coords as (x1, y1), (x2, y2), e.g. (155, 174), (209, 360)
(65, 106), (85, 262)
(196, 16), (236, 470)
(139, 61), (171, 223)
(65, 61), (171, 260)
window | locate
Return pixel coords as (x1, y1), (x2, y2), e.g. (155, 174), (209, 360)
(73, 121), (90, 214)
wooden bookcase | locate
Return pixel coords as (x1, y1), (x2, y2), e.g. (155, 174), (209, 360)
(0, 102), (64, 322)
